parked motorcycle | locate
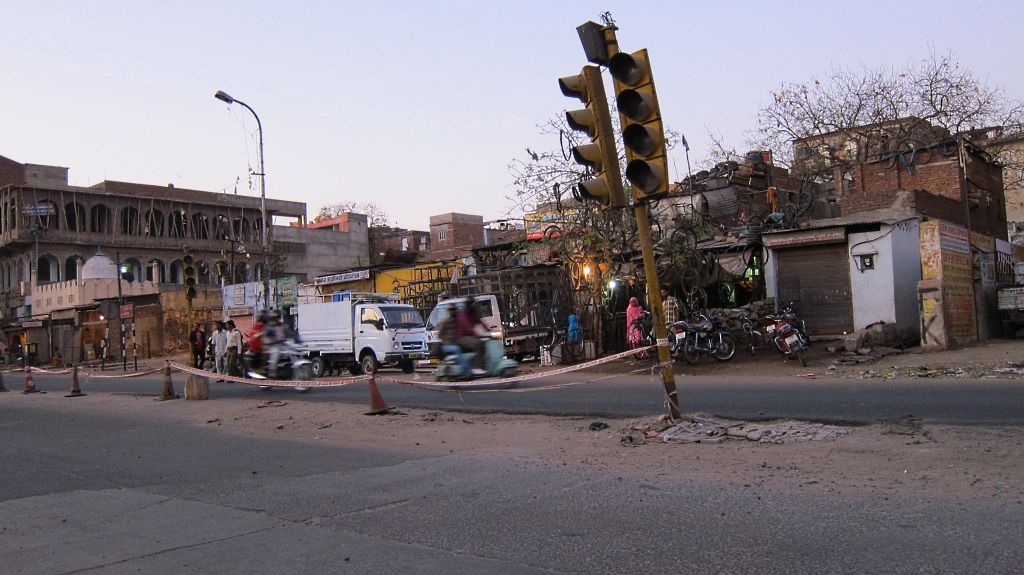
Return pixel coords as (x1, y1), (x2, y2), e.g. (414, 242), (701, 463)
(671, 314), (736, 365)
(763, 312), (808, 367)
(245, 339), (313, 391)
(434, 335), (518, 382)
(763, 301), (810, 352)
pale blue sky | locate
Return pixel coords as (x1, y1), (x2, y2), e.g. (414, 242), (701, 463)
(3, 1), (1022, 229)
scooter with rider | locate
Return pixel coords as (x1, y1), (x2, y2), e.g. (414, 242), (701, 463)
(434, 297), (517, 382)
(244, 310), (313, 388)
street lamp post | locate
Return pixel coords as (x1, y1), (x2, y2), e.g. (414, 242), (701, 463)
(214, 90), (271, 309)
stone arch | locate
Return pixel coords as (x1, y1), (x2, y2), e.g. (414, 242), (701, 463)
(121, 258), (143, 282)
(214, 215), (231, 240)
(191, 212), (209, 239)
(169, 259), (183, 284)
(65, 202), (86, 231)
(145, 209), (164, 237)
(120, 207), (142, 235)
(253, 217), (264, 243)
(233, 217), (251, 242)
(197, 259), (214, 285)
(65, 255), (85, 281)
(233, 261), (250, 284)
(36, 200), (59, 230)
(146, 259), (166, 283)
(168, 209), (188, 238)
(37, 254), (60, 282)
(90, 204), (111, 233)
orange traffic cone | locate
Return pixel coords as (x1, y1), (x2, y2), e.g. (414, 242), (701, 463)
(157, 361), (177, 401)
(0, 370), (8, 392)
(365, 371), (392, 415)
(66, 365), (85, 397)
(23, 368), (38, 394)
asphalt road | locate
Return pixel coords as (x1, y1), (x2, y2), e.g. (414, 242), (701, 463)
(3, 392), (1022, 574)
(15, 367), (1024, 425)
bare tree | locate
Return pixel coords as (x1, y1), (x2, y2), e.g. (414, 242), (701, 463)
(314, 201), (391, 227)
(749, 49), (1024, 172)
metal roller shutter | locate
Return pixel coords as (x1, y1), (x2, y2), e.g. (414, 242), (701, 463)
(775, 243), (854, 335)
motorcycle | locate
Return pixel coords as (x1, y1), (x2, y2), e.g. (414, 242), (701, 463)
(763, 313), (808, 367)
(434, 335), (518, 383)
(671, 314), (737, 365)
(244, 339), (313, 391)
(763, 301), (810, 352)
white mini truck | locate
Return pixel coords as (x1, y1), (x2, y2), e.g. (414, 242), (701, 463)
(297, 292), (427, 376)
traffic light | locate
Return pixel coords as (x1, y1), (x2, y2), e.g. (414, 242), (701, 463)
(182, 251), (197, 300)
(558, 65), (626, 209)
(608, 49), (669, 201)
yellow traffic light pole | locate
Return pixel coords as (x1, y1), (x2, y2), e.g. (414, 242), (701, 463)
(601, 24), (681, 420)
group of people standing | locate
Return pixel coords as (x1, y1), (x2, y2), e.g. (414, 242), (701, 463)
(189, 320), (244, 380)
(626, 287), (681, 356)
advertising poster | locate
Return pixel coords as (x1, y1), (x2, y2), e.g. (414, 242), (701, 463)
(920, 220), (976, 338)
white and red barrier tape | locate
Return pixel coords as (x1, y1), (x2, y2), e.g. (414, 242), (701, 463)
(6, 344), (664, 394)
(168, 362), (369, 388)
(375, 345), (658, 390)
(27, 366), (75, 375)
(87, 367), (166, 379)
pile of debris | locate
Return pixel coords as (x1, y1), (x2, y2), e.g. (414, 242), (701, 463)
(659, 414), (855, 445)
(830, 345), (905, 365)
(702, 300), (775, 335)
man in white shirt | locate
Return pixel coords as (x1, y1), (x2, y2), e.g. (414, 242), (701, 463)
(225, 320), (243, 377)
(211, 321), (228, 381)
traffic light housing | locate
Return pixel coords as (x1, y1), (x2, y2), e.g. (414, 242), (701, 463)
(182, 252), (197, 300)
(558, 65), (626, 209)
(608, 49), (669, 201)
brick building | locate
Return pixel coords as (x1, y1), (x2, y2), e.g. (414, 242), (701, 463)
(428, 213), (484, 260)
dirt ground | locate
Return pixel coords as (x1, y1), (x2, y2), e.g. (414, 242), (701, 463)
(22, 390), (1023, 508)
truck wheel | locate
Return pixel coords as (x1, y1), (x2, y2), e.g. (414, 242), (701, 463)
(360, 354), (379, 375)
(400, 360), (415, 374)
(310, 357), (326, 378)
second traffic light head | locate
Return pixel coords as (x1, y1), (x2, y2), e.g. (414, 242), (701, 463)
(558, 65), (626, 210)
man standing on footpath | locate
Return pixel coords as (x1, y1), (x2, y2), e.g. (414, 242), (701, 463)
(211, 321), (228, 381)
(189, 323), (206, 368)
(226, 320), (243, 377)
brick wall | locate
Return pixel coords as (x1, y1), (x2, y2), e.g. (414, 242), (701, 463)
(964, 151), (1007, 239)
(853, 157), (963, 201)
(0, 155), (25, 188)
(844, 148), (1006, 240)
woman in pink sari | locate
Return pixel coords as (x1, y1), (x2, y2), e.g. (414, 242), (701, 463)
(626, 297), (647, 357)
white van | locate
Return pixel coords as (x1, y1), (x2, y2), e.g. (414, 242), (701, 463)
(297, 292), (427, 376)
(424, 295), (502, 359)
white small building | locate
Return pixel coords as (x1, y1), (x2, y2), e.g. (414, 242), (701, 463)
(762, 209), (922, 340)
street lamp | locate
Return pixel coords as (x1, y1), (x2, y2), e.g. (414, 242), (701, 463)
(214, 90), (270, 307)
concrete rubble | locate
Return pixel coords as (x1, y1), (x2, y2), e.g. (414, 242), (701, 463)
(660, 414), (855, 445)
(830, 345), (909, 365)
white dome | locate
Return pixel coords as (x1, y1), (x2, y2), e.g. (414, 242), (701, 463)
(81, 252), (118, 280)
